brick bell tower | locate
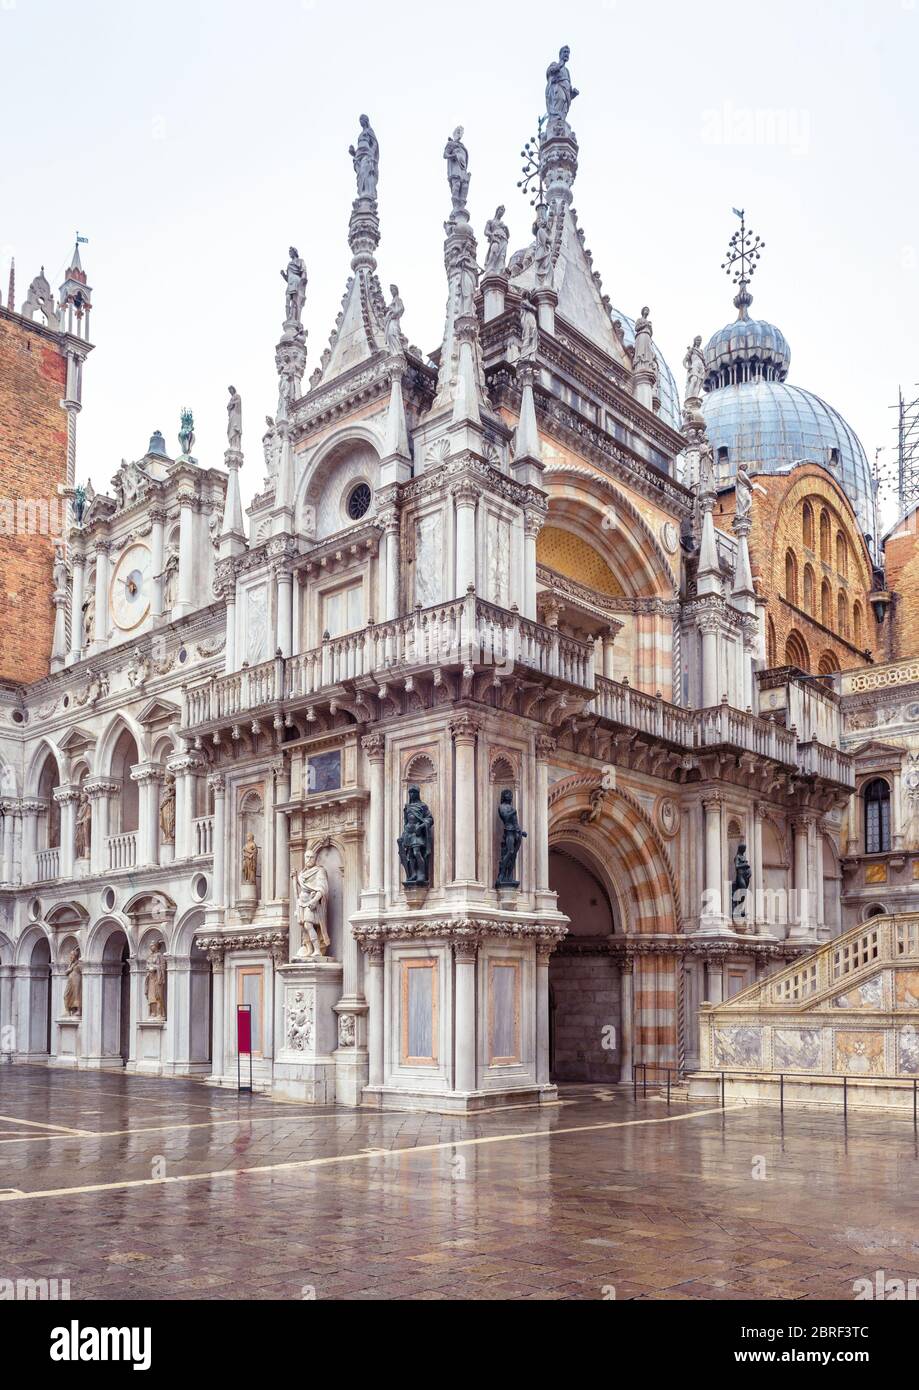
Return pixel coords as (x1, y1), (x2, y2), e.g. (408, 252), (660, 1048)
(0, 239), (94, 683)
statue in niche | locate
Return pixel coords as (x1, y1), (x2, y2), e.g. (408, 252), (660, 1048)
(81, 591), (95, 648)
(495, 789), (527, 888)
(74, 791), (91, 860)
(397, 784), (434, 887)
(735, 465), (753, 522)
(63, 947), (82, 1017)
(159, 778), (176, 845)
(52, 543), (68, 597)
(633, 306), (655, 371)
(533, 203), (552, 285)
(145, 941), (167, 1019)
(519, 291), (539, 359)
(281, 247), (308, 328)
(683, 335), (705, 401)
(158, 549), (179, 612)
(444, 126), (471, 210)
(294, 848), (331, 959)
(484, 206), (509, 275)
(242, 831), (259, 885)
(349, 115), (379, 199)
(731, 843), (752, 923)
(545, 45), (578, 123)
(383, 284), (406, 355)
(226, 385), (242, 452)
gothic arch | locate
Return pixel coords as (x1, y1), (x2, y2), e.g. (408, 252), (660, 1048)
(95, 712), (146, 776)
(15, 922), (52, 966)
(296, 423), (385, 537)
(547, 773), (680, 933)
(541, 461), (678, 598)
(24, 738), (65, 797)
(84, 914), (136, 964)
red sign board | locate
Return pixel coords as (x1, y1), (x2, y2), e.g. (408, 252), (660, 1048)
(237, 1005), (252, 1055)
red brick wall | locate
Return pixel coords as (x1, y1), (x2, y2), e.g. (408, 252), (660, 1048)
(882, 516), (919, 663)
(0, 310), (68, 684)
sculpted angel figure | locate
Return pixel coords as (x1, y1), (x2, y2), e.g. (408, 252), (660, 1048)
(546, 45), (578, 122)
(483, 206), (509, 275)
(444, 127), (471, 210)
(683, 334), (705, 401)
(349, 114), (379, 199)
(384, 284), (406, 355)
(281, 247), (308, 327)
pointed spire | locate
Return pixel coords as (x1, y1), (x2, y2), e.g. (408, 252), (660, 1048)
(6, 258), (13, 313)
(383, 363), (410, 463)
(433, 125), (487, 425)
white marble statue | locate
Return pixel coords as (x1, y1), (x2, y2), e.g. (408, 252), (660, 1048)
(735, 465), (753, 521)
(52, 543), (68, 597)
(295, 852), (331, 959)
(484, 206), (509, 275)
(683, 334), (705, 401)
(519, 291), (539, 359)
(227, 386), (243, 452)
(281, 248), (307, 328)
(546, 45), (578, 123)
(63, 947), (82, 1016)
(349, 115), (379, 199)
(262, 416), (280, 480)
(699, 440), (715, 494)
(453, 241), (479, 318)
(82, 591), (95, 648)
(242, 831), (258, 885)
(159, 779), (176, 845)
(444, 127), (471, 210)
(384, 284), (406, 355)
(533, 204), (552, 285)
(159, 549), (179, 612)
(633, 306), (655, 371)
(74, 792), (91, 861)
(127, 646), (151, 687)
(145, 941), (167, 1020)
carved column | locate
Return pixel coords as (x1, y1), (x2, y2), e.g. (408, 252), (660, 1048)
(54, 785), (80, 880)
(167, 752), (202, 860)
(274, 561), (293, 659)
(619, 957), (634, 1083)
(51, 587), (68, 671)
(129, 765), (162, 867)
(454, 938), (477, 1094)
(535, 734), (556, 896)
(85, 778), (118, 875)
(224, 581), (237, 675)
(452, 481), (479, 596)
(815, 819), (826, 933)
(536, 940), (556, 1086)
(68, 552), (86, 664)
(365, 944), (384, 1090)
(205, 943), (226, 1078)
(383, 510), (401, 622)
(699, 610), (720, 709)
(704, 956), (724, 1005)
(176, 489), (196, 616)
(701, 794), (724, 926)
(361, 733), (386, 908)
(602, 627), (616, 680)
(522, 509), (543, 622)
(19, 800), (44, 884)
(272, 759), (290, 901)
(790, 815), (814, 940)
(1, 804), (18, 885)
(92, 539), (110, 650)
(450, 713), (482, 885)
(209, 775), (226, 904)
(150, 507), (166, 619)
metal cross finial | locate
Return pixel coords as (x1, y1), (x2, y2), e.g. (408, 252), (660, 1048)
(516, 115), (547, 206)
(721, 208), (765, 287)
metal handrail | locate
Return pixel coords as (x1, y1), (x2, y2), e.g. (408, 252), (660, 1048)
(689, 1066), (919, 1128)
(632, 1063), (681, 1104)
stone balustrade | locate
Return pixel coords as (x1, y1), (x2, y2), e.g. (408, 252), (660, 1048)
(35, 847), (60, 882)
(106, 832), (138, 871)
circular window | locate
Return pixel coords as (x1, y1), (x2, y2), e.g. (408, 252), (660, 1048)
(178, 647), (188, 664)
(192, 873), (209, 902)
(28, 897), (42, 922)
(346, 483), (372, 521)
(11, 709), (26, 725)
(101, 886), (117, 912)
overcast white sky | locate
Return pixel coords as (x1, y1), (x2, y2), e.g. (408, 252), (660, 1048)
(2, 0), (917, 529)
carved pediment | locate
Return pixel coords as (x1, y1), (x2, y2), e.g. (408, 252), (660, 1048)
(137, 697), (181, 730)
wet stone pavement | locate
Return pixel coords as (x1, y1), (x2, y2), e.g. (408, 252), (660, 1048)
(1, 1065), (917, 1301)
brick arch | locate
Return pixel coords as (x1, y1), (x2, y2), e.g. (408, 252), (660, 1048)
(548, 773), (679, 933)
(541, 461), (678, 598)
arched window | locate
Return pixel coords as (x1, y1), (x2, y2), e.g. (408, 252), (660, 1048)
(863, 779), (891, 854)
(837, 590), (848, 637)
(803, 564), (815, 614)
(853, 601), (863, 647)
(818, 649), (840, 675)
(821, 578), (832, 627)
(819, 510), (831, 562)
(836, 532), (848, 576)
(802, 502), (814, 550)
(785, 630), (810, 672)
(766, 616), (777, 668)
(785, 549), (798, 605)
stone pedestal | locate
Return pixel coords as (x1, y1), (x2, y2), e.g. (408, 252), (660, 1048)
(134, 1019), (165, 1072)
(56, 1017), (80, 1065)
(238, 882), (257, 924)
(272, 958), (343, 1103)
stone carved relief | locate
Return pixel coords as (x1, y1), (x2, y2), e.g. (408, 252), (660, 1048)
(286, 988), (315, 1052)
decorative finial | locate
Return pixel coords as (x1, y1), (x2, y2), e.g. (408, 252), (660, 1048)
(6, 257), (13, 314)
(517, 117), (547, 206)
(721, 208), (765, 319)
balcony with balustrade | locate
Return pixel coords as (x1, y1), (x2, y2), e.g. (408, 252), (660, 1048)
(179, 593), (854, 792)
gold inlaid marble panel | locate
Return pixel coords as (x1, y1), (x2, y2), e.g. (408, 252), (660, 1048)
(536, 526), (623, 597)
(865, 862), (888, 884)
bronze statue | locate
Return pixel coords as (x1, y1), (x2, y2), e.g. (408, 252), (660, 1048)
(397, 785), (434, 887)
(495, 790), (527, 888)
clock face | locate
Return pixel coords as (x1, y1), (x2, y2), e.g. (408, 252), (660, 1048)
(110, 542), (152, 631)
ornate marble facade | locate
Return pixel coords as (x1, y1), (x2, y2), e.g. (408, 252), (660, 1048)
(0, 52), (916, 1108)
